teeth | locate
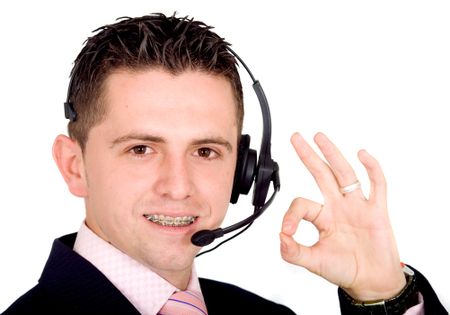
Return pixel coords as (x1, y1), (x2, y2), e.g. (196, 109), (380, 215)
(144, 214), (197, 227)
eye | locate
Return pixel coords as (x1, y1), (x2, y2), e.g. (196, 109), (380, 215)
(195, 147), (219, 159)
(129, 145), (153, 156)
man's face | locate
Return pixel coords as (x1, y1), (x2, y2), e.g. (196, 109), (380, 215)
(80, 69), (238, 281)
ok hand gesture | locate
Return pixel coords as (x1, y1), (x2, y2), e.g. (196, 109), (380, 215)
(280, 132), (406, 301)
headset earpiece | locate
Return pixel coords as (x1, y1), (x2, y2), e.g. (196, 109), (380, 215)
(230, 134), (257, 204)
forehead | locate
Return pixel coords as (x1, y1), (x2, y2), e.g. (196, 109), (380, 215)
(97, 68), (238, 141)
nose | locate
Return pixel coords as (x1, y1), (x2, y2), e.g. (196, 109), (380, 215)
(153, 154), (195, 200)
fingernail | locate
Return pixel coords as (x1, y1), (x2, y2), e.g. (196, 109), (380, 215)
(291, 132), (303, 144)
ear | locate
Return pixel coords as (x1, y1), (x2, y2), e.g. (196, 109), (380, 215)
(52, 135), (88, 197)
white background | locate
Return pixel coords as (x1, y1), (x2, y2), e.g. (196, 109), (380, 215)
(0, 1), (449, 313)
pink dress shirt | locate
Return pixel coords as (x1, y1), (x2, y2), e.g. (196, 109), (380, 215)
(73, 222), (204, 315)
(406, 294), (424, 315)
(73, 222), (424, 314)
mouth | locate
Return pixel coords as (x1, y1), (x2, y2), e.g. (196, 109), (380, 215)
(143, 214), (198, 227)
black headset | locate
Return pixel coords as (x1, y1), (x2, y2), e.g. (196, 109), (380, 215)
(64, 47), (280, 253)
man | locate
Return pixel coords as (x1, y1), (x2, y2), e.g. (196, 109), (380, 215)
(2, 13), (447, 315)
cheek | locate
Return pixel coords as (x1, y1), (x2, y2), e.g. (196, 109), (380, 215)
(85, 161), (145, 220)
(84, 166), (148, 244)
(200, 160), (236, 215)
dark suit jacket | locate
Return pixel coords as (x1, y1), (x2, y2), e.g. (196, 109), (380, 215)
(2, 233), (295, 315)
(3, 233), (447, 314)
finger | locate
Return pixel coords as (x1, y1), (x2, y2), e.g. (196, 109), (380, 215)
(358, 149), (387, 206)
(282, 197), (324, 235)
(280, 232), (319, 273)
(313, 132), (364, 199)
(291, 133), (341, 199)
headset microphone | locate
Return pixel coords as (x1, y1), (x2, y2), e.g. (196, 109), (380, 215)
(191, 229), (224, 248)
(191, 48), (280, 250)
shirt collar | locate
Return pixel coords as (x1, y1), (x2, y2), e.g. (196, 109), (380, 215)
(73, 222), (202, 315)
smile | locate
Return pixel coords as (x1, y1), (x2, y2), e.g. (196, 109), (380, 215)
(143, 214), (198, 227)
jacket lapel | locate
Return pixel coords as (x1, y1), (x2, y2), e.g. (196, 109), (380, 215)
(39, 233), (140, 314)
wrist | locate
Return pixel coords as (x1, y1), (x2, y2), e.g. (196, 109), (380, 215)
(344, 270), (407, 302)
(338, 264), (419, 315)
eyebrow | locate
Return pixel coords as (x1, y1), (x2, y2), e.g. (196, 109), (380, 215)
(110, 134), (165, 148)
(110, 133), (233, 152)
(191, 137), (233, 152)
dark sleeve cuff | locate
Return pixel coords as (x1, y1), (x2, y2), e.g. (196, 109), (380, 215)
(409, 265), (448, 314)
(338, 265), (448, 315)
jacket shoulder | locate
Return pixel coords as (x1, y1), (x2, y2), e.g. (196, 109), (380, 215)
(2, 284), (54, 315)
(2, 233), (140, 315)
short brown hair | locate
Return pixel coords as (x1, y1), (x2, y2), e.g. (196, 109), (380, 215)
(67, 13), (243, 150)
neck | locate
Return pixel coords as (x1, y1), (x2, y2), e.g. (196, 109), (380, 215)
(156, 266), (193, 290)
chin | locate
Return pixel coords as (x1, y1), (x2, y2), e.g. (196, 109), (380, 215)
(138, 245), (198, 271)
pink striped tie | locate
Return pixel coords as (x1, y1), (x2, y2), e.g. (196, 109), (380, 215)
(158, 290), (208, 315)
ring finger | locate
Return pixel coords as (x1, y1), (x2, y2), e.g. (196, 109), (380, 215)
(313, 132), (364, 199)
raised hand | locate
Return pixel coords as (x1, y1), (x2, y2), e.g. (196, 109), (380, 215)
(280, 132), (406, 301)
